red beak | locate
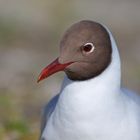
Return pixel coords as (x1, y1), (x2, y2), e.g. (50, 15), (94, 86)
(37, 58), (73, 83)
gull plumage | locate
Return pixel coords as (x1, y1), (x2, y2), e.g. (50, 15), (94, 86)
(38, 21), (140, 140)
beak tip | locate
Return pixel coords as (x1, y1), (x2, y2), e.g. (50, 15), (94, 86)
(37, 79), (40, 83)
(37, 75), (43, 83)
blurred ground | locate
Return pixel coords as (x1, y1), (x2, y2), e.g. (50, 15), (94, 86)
(0, 0), (140, 139)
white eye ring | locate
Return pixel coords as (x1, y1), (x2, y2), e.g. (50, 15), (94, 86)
(82, 42), (95, 54)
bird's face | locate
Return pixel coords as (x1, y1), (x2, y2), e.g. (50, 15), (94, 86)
(37, 20), (112, 82)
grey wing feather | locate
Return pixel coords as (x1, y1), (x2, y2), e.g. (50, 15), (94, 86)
(40, 94), (59, 137)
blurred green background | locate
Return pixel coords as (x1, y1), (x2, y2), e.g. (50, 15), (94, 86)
(0, 0), (140, 139)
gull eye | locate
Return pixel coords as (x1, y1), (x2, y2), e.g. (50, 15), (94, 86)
(82, 43), (95, 54)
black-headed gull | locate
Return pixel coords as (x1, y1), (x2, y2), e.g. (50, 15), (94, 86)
(38, 20), (140, 140)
